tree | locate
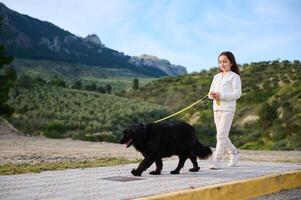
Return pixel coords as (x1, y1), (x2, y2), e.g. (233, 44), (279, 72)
(132, 78), (139, 90)
(71, 80), (82, 89)
(258, 102), (277, 128)
(85, 83), (96, 91)
(105, 84), (112, 94)
(51, 78), (66, 87)
(97, 86), (105, 93)
(0, 18), (16, 116)
(18, 75), (31, 88)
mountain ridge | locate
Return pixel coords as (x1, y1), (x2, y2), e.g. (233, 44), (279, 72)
(0, 2), (187, 77)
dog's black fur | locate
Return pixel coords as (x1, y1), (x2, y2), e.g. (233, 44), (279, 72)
(120, 121), (212, 176)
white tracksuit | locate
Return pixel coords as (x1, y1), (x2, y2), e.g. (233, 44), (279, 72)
(208, 71), (242, 160)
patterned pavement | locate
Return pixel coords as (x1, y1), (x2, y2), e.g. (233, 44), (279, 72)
(0, 160), (300, 200)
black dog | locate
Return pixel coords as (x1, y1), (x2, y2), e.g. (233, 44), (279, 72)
(120, 121), (212, 176)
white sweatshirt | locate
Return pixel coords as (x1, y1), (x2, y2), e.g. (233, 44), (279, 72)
(208, 71), (242, 112)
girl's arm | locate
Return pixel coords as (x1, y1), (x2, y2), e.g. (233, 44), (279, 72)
(208, 76), (216, 99)
(220, 75), (242, 100)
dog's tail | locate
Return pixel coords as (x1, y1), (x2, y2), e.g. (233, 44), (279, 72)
(193, 140), (212, 160)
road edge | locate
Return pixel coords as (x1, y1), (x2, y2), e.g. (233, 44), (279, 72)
(136, 169), (301, 200)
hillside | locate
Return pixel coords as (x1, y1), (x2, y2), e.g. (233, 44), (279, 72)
(7, 58), (158, 92)
(119, 60), (301, 150)
(7, 85), (168, 141)
(0, 2), (187, 77)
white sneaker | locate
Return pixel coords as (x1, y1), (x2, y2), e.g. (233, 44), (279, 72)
(228, 152), (240, 167)
(209, 161), (221, 170)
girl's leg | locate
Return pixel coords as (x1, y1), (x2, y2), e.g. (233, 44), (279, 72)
(222, 112), (238, 155)
(211, 111), (236, 168)
(225, 139), (239, 155)
(210, 111), (223, 168)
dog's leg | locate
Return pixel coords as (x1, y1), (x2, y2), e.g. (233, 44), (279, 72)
(150, 158), (162, 175)
(189, 155), (200, 172)
(170, 155), (187, 174)
(131, 157), (154, 176)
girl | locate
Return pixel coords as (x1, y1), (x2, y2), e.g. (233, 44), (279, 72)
(208, 51), (242, 169)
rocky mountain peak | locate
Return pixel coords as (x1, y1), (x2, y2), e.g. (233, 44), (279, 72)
(84, 34), (105, 48)
(129, 54), (187, 76)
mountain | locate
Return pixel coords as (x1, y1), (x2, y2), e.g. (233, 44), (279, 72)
(130, 54), (187, 76)
(0, 3), (187, 77)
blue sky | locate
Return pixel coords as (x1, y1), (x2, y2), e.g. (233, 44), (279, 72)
(1, 0), (301, 72)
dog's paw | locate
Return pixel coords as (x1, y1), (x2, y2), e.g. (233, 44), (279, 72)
(131, 168), (141, 176)
(170, 170), (180, 174)
(189, 167), (200, 172)
(149, 170), (161, 175)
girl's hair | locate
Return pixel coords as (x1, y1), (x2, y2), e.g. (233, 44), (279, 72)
(218, 51), (240, 75)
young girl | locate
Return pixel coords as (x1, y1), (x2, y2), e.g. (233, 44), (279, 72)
(208, 51), (242, 169)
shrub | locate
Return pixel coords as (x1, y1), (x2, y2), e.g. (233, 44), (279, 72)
(258, 102), (277, 128)
(272, 140), (293, 150)
(0, 104), (14, 117)
(43, 121), (67, 138)
(240, 141), (263, 150)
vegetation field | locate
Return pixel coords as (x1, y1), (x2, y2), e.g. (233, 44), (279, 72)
(7, 85), (168, 141)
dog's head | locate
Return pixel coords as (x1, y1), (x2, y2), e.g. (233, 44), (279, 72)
(120, 123), (147, 148)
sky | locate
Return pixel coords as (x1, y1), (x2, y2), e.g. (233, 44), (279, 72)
(1, 0), (301, 72)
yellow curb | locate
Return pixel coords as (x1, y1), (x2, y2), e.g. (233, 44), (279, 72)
(136, 169), (301, 200)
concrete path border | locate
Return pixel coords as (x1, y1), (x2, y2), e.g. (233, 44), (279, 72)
(138, 170), (301, 200)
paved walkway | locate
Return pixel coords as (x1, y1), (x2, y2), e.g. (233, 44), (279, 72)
(0, 160), (300, 200)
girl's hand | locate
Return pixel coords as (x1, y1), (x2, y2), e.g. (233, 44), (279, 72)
(213, 92), (221, 100)
(212, 92), (220, 100)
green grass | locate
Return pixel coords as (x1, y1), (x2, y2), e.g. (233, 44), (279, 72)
(0, 158), (141, 175)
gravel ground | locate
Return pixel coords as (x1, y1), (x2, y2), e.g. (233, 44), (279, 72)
(252, 187), (301, 200)
(0, 121), (301, 165)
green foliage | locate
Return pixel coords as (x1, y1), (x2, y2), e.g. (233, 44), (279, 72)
(132, 78), (139, 90)
(71, 80), (82, 89)
(0, 19), (16, 116)
(0, 46), (13, 68)
(5, 58), (301, 150)
(50, 77), (66, 87)
(8, 58), (158, 93)
(7, 85), (168, 142)
(105, 84), (112, 94)
(121, 60), (301, 150)
(291, 129), (301, 150)
(258, 103), (278, 128)
(43, 121), (67, 138)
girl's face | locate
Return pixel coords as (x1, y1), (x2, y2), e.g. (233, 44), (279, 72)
(218, 55), (232, 73)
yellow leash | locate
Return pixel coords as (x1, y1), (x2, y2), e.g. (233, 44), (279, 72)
(154, 93), (208, 123)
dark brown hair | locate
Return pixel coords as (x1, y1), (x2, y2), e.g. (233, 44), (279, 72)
(218, 51), (240, 75)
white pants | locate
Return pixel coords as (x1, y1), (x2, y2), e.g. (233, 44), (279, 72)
(213, 110), (237, 161)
